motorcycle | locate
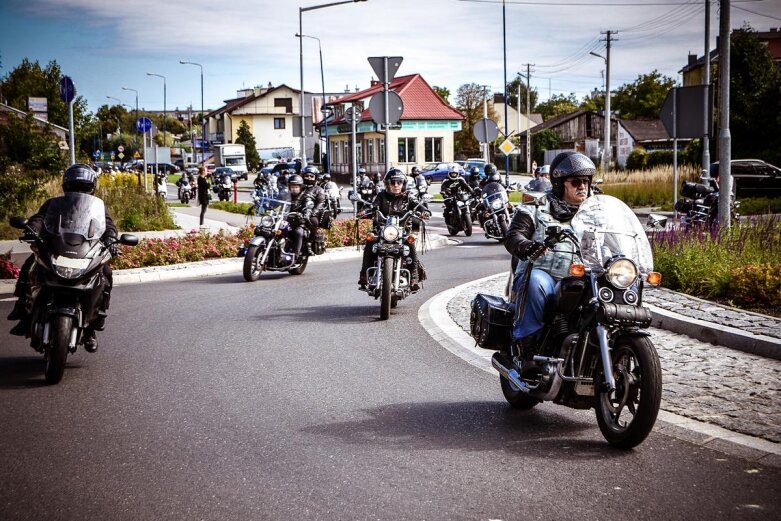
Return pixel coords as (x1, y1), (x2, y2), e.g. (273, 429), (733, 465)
(478, 181), (512, 241)
(471, 194), (663, 448)
(242, 199), (319, 281)
(177, 177), (193, 204)
(322, 180), (342, 217)
(250, 179), (279, 216)
(155, 174), (168, 200)
(9, 193), (138, 384)
(674, 179), (739, 230)
(214, 174), (233, 202)
(348, 179), (378, 213)
(351, 192), (431, 320)
(443, 188), (474, 237)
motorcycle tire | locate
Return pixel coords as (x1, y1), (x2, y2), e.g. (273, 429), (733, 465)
(446, 224), (459, 236)
(45, 315), (72, 384)
(463, 211), (473, 237)
(391, 295), (398, 309)
(595, 335), (662, 449)
(288, 255), (309, 275)
(243, 245), (264, 281)
(500, 374), (541, 410)
(498, 215), (509, 242)
(380, 257), (393, 320)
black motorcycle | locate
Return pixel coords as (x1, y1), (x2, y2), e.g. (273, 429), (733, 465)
(443, 188), (474, 237)
(348, 180), (378, 213)
(242, 199), (322, 281)
(477, 181), (512, 241)
(10, 193), (138, 384)
(471, 194), (663, 448)
(675, 179), (739, 229)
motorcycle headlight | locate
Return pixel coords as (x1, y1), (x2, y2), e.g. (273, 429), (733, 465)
(382, 225), (401, 242)
(260, 215), (275, 228)
(606, 258), (638, 289)
(490, 199), (504, 210)
(52, 256), (90, 279)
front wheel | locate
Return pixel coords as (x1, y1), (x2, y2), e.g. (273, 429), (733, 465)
(463, 210), (473, 237)
(595, 336), (662, 449)
(243, 245), (265, 281)
(380, 257), (393, 320)
(498, 215), (509, 242)
(45, 315), (72, 384)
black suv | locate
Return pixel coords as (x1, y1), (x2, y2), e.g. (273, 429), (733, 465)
(711, 159), (781, 198)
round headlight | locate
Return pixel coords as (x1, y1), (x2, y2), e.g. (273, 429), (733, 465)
(606, 258), (638, 289)
(260, 215), (275, 227)
(382, 225), (400, 242)
(490, 199), (504, 210)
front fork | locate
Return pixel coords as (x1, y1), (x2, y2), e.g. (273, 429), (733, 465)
(589, 275), (616, 392)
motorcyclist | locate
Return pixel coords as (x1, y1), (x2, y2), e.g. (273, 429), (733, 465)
(7, 164), (117, 352)
(525, 165), (552, 192)
(504, 151), (594, 356)
(409, 166), (428, 196)
(284, 174), (315, 260)
(480, 164), (502, 189)
(358, 168), (430, 292)
(301, 166), (327, 250)
(467, 166), (482, 192)
(440, 165), (472, 224)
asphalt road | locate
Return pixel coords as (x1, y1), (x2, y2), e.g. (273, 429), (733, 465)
(0, 215), (778, 520)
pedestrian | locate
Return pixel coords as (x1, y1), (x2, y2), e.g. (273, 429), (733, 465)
(197, 166), (211, 227)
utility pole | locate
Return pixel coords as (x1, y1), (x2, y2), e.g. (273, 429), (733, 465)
(600, 30), (616, 173)
(718, 0), (731, 230)
(521, 63), (534, 173)
(702, 0), (711, 177)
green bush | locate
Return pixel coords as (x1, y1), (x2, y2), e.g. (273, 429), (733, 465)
(97, 174), (177, 231)
(625, 149), (647, 171)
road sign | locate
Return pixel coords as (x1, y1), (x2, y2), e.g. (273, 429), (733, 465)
(368, 56), (403, 84)
(93, 150), (100, 159)
(498, 139), (516, 155)
(345, 106), (362, 123)
(118, 145), (125, 153)
(368, 91), (403, 126)
(292, 116), (313, 137)
(118, 152), (125, 159)
(378, 123), (402, 131)
(660, 85), (712, 139)
(136, 117), (152, 133)
(473, 118), (499, 143)
(59, 76), (75, 103)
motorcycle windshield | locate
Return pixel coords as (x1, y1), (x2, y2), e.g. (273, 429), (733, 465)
(43, 192), (106, 240)
(570, 195), (654, 273)
(482, 182), (508, 204)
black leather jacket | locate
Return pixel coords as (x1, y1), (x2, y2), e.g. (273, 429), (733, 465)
(365, 190), (428, 230)
(440, 177), (472, 198)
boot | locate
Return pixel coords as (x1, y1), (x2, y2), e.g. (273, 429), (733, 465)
(9, 318), (29, 337)
(358, 274), (368, 290)
(7, 298), (26, 321)
(83, 329), (98, 353)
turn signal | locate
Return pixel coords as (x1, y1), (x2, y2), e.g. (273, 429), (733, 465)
(406, 234), (416, 244)
(366, 233), (375, 242)
(569, 263), (586, 277)
(275, 229), (283, 237)
(646, 271), (662, 286)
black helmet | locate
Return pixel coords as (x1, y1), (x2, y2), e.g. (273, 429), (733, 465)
(302, 166), (318, 185)
(288, 174), (304, 188)
(384, 168), (407, 192)
(484, 164), (501, 183)
(470, 166), (480, 176)
(322, 173), (331, 182)
(447, 165), (460, 179)
(303, 165), (318, 175)
(62, 163), (97, 194)
(484, 163), (496, 176)
(550, 152), (595, 198)
(411, 166), (420, 176)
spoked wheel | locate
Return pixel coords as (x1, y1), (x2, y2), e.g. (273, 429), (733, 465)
(500, 374), (541, 410)
(595, 336), (662, 449)
(243, 245), (265, 281)
(463, 211), (473, 237)
(380, 257), (393, 320)
(45, 315), (72, 384)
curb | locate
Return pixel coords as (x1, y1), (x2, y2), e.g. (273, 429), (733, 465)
(0, 234), (453, 293)
(418, 277), (781, 469)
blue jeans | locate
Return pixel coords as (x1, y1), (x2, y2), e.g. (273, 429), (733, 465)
(512, 268), (556, 341)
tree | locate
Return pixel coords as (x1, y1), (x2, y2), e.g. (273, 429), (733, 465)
(453, 83), (499, 157)
(728, 25), (781, 165)
(235, 120), (261, 170)
(505, 77), (538, 113)
(611, 70), (676, 119)
(531, 128), (562, 165)
(536, 93), (579, 121)
(433, 86), (450, 103)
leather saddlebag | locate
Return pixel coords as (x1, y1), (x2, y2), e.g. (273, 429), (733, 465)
(470, 293), (514, 351)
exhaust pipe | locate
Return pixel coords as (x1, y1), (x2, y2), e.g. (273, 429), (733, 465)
(492, 352), (533, 394)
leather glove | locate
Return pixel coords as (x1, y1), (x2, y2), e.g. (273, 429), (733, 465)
(22, 230), (37, 242)
(109, 244), (121, 257)
(525, 241), (547, 261)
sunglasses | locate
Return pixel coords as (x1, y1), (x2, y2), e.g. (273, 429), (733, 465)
(566, 178), (590, 188)
(388, 180), (404, 185)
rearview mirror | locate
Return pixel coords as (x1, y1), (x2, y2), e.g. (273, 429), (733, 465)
(646, 214), (668, 230)
(9, 217), (28, 229)
(348, 191), (360, 202)
(521, 193), (547, 206)
(120, 233), (139, 246)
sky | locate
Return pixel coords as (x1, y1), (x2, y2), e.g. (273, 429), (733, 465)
(1, 0), (779, 116)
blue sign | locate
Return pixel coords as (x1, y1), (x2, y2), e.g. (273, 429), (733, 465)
(59, 76), (75, 103)
(136, 117), (152, 133)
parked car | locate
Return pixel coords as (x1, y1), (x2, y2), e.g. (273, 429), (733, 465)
(464, 159), (487, 178)
(711, 159), (781, 199)
(419, 162), (465, 184)
(206, 164), (217, 175)
(148, 162), (180, 174)
(214, 166), (237, 182)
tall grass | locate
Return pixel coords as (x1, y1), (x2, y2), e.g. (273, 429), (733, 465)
(599, 165), (700, 208)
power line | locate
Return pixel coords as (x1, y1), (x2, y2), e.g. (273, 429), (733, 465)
(734, 4), (781, 22)
(459, 0), (762, 5)
(618, 1), (700, 33)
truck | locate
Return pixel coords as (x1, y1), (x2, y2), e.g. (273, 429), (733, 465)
(213, 144), (249, 180)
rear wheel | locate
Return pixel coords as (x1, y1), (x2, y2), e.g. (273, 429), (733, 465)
(595, 336), (662, 449)
(243, 245), (265, 281)
(45, 315), (71, 384)
(380, 257), (393, 320)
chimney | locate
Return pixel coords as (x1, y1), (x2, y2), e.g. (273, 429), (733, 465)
(370, 79), (380, 87)
(688, 53), (698, 66)
(344, 84), (350, 93)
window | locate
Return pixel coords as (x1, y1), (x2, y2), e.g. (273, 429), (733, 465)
(343, 141), (349, 163)
(367, 139), (374, 163)
(274, 98), (293, 113)
(397, 137), (416, 163)
(274, 117), (285, 129)
(356, 140), (363, 165)
(424, 137), (443, 162)
(331, 141), (339, 164)
(378, 138), (385, 164)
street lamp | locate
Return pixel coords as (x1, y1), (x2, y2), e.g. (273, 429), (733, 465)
(590, 49), (611, 172)
(146, 72), (167, 145)
(121, 86), (139, 149)
(180, 60), (204, 165)
(297, 32), (329, 172)
(299, 0), (367, 167)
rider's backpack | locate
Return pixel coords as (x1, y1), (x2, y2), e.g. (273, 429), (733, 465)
(470, 293), (514, 351)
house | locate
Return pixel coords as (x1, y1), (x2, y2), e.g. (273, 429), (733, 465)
(616, 119), (690, 167)
(0, 102), (68, 141)
(321, 74), (465, 175)
(516, 110), (616, 166)
(206, 84), (341, 161)
(490, 93), (542, 138)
